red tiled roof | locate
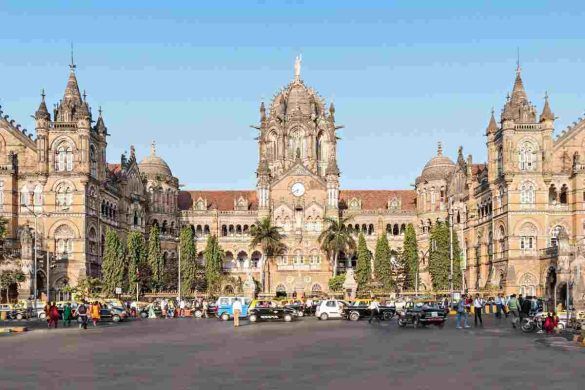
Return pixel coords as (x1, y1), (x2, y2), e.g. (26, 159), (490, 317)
(107, 163), (122, 174)
(340, 190), (417, 211)
(178, 190), (257, 211)
(471, 163), (487, 177)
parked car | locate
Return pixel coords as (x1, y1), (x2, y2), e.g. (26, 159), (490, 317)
(215, 297), (251, 321)
(139, 303), (162, 319)
(316, 299), (348, 320)
(344, 300), (396, 321)
(280, 299), (311, 317)
(98, 306), (128, 323)
(397, 301), (447, 328)
(248, 300), (295, 323)
(193, 303), (217, 318)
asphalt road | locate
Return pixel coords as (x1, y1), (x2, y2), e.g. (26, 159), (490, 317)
(1, 315), (584, 390)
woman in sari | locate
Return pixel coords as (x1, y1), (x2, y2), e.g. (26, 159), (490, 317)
(48, 302), (60, 329)
(90, 301), (101, 327)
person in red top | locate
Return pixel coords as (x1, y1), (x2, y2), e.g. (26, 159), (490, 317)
(48, 302), (60, 329)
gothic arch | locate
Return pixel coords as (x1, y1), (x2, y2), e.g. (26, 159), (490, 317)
(48, 220), (80, 239)
(51, 179), (77, 192)
(50, 135), (78, 151)
(513, 219), (539, 236)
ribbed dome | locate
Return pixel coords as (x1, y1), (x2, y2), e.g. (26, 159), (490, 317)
(417, 142), (455, 184)
(139, 141), (172, 177)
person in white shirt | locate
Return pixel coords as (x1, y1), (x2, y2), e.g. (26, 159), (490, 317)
(473, 294), (484, 327)
(179, 299), (186, 318)
(232, 298), (243, 327)
(368, 298), (381, 324)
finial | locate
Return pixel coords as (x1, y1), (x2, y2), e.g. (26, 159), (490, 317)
(294, 54), (302, 81)
(544, 90), (549, 101)
(437, 141), (443, 156)
(98, 106), (103, 116)
(83, 90), (87, 101)
(41, 89), (46, 101)
(491, 106), (495, 116)
(150, 140), (156, 156)
(69, 42), (76, 72)
(516, 46), (521, 74)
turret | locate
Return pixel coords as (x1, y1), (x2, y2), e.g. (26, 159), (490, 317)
(35, 89), (50, 172)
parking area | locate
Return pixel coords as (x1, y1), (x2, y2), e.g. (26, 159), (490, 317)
(1, 315), (584, 389)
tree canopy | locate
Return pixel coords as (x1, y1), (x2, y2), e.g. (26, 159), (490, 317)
(101, 229), (126, 295)
(373, 234), (394, 291)
(428, 220), (462, 291)
(204, 235), (224, 294)
(318, 216), (356, 276)
(355, 233), (372, 289)
(147, 224), (163, 291)
(179, 226), (198, 297)
(401, 223), (419, 290)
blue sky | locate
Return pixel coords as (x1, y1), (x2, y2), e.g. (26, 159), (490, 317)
(2, 1), (585, 190)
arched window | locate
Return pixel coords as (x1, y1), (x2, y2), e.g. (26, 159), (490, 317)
(266, 131), (277, 160)
(519, 222), (537, 252)
(550, 225), (565, 247)
(90, 145), (98, 177)
(288, 129), (306, 159)
(520, 182), (535, 204)
(55, 142), (73, 172)
(497, 146), (503, 176)
(293, 249), (303, 265)
(32, 184), (43, 211)
(548, 184), (558, 205)
(518, 142), (536, 171)
(56, 183), (73, 210)
(55, 224), (75, 260)
(20, 184), (30, 207)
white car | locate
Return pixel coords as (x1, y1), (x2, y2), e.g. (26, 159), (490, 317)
(316, 299), (348, 320)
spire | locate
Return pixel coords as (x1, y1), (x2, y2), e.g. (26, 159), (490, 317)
(35, 89), (50, 121)
(486, 108), (498, 135)
(326, 157), (340, 176)
(257, 158), (270, 176)
(511, 66), (528, 104)
(70, 42), (76, 72)
(63, 67), (82, 105)
(540, 92), (554, 122)
(457, 146), (466, 169)
(437, 141), (443, 156)
(94, 106), (107, 134)
(150, 140), (156, 156)
(260, 101), (266, 122)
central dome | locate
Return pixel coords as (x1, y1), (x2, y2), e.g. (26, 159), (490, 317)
(139, 141), (173, 177)
(417, 143), (455, 184)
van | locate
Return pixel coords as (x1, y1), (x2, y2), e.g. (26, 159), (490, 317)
(215, 296), (252, 321)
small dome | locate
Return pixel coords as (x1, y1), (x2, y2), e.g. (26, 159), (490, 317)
(139, 141), (172, 177)
(416, 142), (455, 184)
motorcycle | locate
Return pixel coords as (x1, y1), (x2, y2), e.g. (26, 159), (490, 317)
(521, 311), (545, 333)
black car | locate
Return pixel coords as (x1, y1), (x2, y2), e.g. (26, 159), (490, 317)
(397, 302), (447, 328)
(343, 300), (396, 321)
(193, 303), (217, 318)
(99, 307), (128, 322)
(248, 300), (295, 323)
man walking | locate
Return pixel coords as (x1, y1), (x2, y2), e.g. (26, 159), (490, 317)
(494, 293), (503, 319)
(456, 296), (471, 329)
(232, 298), (242, 327)
(507, 294), (521, 328)
(473, 294), (484, 327)
(368, 297), (381, 324)
(77, 301), (88, 330)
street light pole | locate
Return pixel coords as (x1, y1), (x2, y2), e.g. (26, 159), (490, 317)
(177, 238), (181, 301)
(46, 251), (50, 303)
(449, 204), (454, 298)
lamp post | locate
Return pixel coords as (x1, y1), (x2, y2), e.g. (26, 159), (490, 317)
(23, 204), (42, 316)
(448, 202), (454, 298)
(176, 237), (181, 301)
(418, 248), (430, 299)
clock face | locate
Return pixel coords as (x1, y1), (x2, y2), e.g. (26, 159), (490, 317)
(291, 182), (305, 197)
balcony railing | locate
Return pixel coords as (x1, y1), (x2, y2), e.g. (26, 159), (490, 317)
(539, 246), (559, 259)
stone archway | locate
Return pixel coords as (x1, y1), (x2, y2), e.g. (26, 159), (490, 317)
(545, 266), (557, 308)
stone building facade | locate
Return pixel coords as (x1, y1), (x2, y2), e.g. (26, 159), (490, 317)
(1, 58), (583, 308)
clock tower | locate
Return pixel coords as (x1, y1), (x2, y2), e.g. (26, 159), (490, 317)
(255, 58), (341, 234)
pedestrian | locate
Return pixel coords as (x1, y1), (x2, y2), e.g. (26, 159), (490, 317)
(456, 296), (471, 329)
(77, 301), (89, 329)
(520, 295), (532, 322)
(62, 302), (73, 327)
(507, 294), (521, 328)
(161, 299), (168, 318)
(473, 294), (484, 327)
(90, 301), (101, 327)
(232, 298), (242, 327)
(543, 312), (555, 334)
(44, 301), (51, 328)
(494, 293), (503, 319)
(48, 302), (59, 329)
(179, 299), (186, 318)
(368, 297), (381, 324)
(202, 299), (209, 318)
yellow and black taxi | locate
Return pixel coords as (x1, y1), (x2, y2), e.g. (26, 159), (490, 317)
(343, 299), (397, 321)
(248, 299), (295, 323)
(397, 301), (447, 328)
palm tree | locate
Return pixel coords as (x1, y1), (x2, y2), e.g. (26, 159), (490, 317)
(318, 216), (356, 276)
(250, 217), (286, 294)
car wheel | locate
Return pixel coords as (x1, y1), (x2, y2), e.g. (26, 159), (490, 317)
(397, 318), (406, 327)
(320, 313), (329, 321)
(413, 319), (419, 329)
(249, 314), (258, 323)
(16, 313), (23, 320)
(297, 311), (304, 317)
(221, 313), (230, 321)
(140, 311), (148, 319)
(349, 312), (360, 321)
(39, 312), (46, 320)
(557, 322), (565, 330)
(194, 310), (203, 318)
(113, 315), (121, 323)
(284, 314), (293, 322)
(383, 312), (394, 321)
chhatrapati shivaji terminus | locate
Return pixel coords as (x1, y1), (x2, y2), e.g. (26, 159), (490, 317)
(1, 54), (584, 311)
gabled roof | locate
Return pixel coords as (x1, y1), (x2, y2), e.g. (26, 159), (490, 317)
(339, 190), (416, 211)
(178, 190), (257, 211)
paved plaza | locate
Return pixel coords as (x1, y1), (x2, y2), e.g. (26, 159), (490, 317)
(1, 316), (584, 389)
